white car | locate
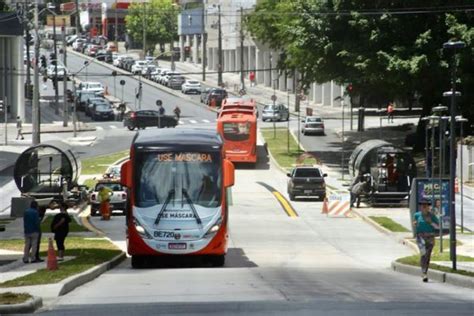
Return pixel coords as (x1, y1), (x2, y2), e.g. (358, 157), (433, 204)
(72, 38), (86, 51)
(89, 180), (127, 216)
(131, 60), (147, 75)
(157, 69), (171, 84)
(181, 80), (201, 94)
(141, 65), (158, 78)
(46, 65), (68, 80)
(162, 72), (181, 86)
(113, 54), (126, 67)
(79, 81), (105, 96)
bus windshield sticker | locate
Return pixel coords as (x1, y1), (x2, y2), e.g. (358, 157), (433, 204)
(157, 153), (213, 163)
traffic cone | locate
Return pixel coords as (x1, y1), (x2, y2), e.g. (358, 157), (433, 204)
(47, 237), (58, 271)
(322, 197), (329, 215)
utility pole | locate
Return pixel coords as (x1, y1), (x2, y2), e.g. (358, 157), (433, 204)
(114, 0), (118, 44)
(74, 0), (81, 34)
(72, 75), (77, 137)
(52, 11), (59, 115)
(23, 4), (32, 100)
(217, 4), (223, 87)
(62, 19), (68, 127)
(142, 2), (147, 58)
(240, 7), (245, 91)
(32, 0), (40, 145)
(201, 4), (206, 81)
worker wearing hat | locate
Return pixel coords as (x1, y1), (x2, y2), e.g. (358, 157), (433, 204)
(413, 199), (439, 282)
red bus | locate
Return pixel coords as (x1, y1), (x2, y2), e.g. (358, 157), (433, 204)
(220, 97), (258, 117)
(217, 107), (258, 164)
(120, 129), (235, 268)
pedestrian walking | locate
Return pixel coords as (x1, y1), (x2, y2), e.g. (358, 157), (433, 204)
(413, 200), (439, 282)
(98, 185), (113, 220)
(173, 105), (181, 121)
(124, 42), (129, 53)
(51, 202), (71, 261)
(23, 200), (41, 263)
(249, 71), (256, 87)
(350, 174), (370, 208)
(387, 102), (394, 123)
(16, 116), (24, 140)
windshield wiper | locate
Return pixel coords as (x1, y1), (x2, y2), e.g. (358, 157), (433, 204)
(154, 189), (175, 226)
(182, 188), (202, 227)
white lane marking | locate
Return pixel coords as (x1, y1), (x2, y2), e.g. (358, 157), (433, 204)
(202, 119), (210, 123)
(96, 126), (104, 131)
(109, 125), (117, 129)
(189, 120), (198, 124)
(179, 120), (184, 125)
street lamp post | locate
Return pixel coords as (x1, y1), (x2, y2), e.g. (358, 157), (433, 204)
(341, 99), (345, 180)
(287, 89), (291, 154)
(456, 116), (468, 233)
(51, 6), (59, 115)
(442, 39), (465, 270)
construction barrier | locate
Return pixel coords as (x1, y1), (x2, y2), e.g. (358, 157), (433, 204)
(327, 191), (352, 217)
(47, 237), (58, 271)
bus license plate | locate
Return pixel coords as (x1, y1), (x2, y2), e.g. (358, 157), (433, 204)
(304, 190), (312, 193)
(168, 243), (187, 250)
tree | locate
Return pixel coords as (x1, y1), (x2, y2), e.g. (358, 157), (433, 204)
(247, 1), (473, 135)
(125, 0), (179, 55)
(0, 0), (10, 12)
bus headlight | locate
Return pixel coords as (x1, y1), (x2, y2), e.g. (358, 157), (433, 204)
(133, 218), (152, 239)
(204, 217), (222, 239)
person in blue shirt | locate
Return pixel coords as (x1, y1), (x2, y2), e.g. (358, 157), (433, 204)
(413, 200), (439, 282)
(23, 200), (41, 263)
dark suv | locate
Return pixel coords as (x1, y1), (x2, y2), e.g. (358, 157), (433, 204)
(287, 166), (327, 201)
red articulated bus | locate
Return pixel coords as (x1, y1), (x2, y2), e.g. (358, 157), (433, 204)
(217, 102), (258, 164)
(120, 129), (235, 268)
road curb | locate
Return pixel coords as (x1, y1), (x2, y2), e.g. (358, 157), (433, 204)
(0, 296), (42, 314)
(58, 252), (126, 296)
(391, 261), (474, 288)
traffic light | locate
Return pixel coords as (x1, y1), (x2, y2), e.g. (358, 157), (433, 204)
(50, 53), (56, 66)
(24, 84), (34, 99)
(346, 84), (353, 94)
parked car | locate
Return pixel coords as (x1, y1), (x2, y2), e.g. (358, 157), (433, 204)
(113, 54), (126, 67)
(76, 91), (100, 111)
(85, 97), (107, 116)
(157, 69), (171, 84)
(131, 60), (148, 75)
(89, 180), (127, 216)
(168, 75), (186, 89)
(106, 42), (117, 52)
(123, 110), (178, 130)
(96, 49), (113, 63)
(72, 38), (86, 51)
(262, 104), (290, 122)
(90, 101), (115, 121)
(85, 44), (99, 57)
(287, 166), (327, 201)
(181, 80), (202, 94)
(46, 65), (68, 80)
(162, 72), (181, 87)
(79, 81), (105, 96)
(122, 57), (136, 72)
(301, 116), (325, 135)
(142, 65), (158, 79)
(103, 165), (121, 180)
(66, 35), (78, 46)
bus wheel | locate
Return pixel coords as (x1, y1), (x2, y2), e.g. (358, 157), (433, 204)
(131, 255), (146, 269)
(209, 255), (225, 267)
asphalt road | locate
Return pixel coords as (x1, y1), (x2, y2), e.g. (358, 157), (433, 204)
(38, 143), (473, 315)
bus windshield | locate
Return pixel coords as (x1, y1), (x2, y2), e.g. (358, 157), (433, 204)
(223, 122), (250, 141)
(135, 151), (222, 209)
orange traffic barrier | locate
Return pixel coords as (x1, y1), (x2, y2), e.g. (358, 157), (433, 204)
(322, 197), (329, 215)
(47, 237), (58, 271)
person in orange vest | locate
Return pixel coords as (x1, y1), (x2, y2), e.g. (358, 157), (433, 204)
(249, 71), (256, 87)
(98, 185), (113, 220)
(387, 102), (394, 123)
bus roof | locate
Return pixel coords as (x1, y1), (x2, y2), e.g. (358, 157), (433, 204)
(217, 110), (257, 122)
(133, 129), (223, 148)
(222, 97), (256, 107)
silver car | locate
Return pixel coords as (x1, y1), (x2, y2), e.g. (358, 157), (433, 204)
(301, 116), (325, 135)
(262, 104), (290, 121)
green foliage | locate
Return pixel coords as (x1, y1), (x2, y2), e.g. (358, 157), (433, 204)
(247, 1), (473, 120)
(0, 292), (32, 305)
(81, 150), (128, 175)
(261, 128), (303, 170)
(125, 0), (179, 54)
(369, 216), (410, 232)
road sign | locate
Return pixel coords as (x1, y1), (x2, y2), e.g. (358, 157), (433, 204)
(156, 99), (163, 106)
(120, 80), (126, 86)
(271, 95), (277, 102)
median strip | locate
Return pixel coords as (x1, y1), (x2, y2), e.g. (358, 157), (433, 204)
(257, 182), (298, 218)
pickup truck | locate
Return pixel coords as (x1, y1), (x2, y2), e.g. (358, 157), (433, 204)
(89, 180), (127, 216)
(287, 166), (327, 201)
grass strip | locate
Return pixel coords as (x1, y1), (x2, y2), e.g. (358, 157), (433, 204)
(0, 237), (121, 287)
(369, 216), (410, 232)
(41, 215), (89, 233)
(397, 238), (474, 277)
(0, 292), (32, 305)
(81, 150), (128, 175)
(261, 128), (309, 170)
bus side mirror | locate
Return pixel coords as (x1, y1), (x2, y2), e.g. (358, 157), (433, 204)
(223, 159), (235, 188)
(120, 160), (132, 188)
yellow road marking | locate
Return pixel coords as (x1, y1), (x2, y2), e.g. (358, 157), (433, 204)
(273, 191), (298, 218)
